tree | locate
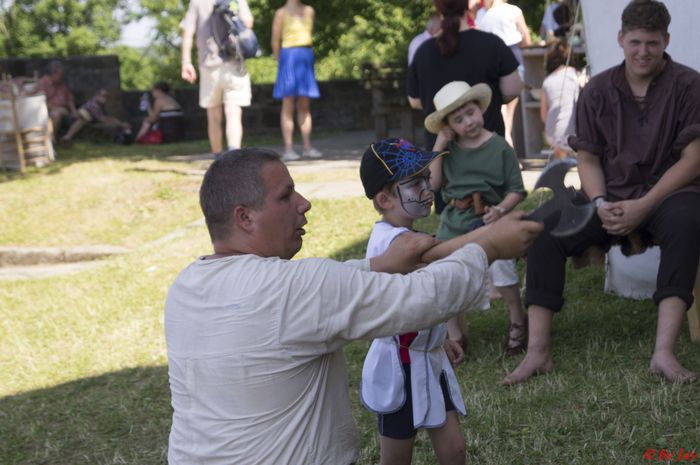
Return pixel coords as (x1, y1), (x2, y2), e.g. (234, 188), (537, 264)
(1, 0), (553, 89)
(0, 0), (127, 58)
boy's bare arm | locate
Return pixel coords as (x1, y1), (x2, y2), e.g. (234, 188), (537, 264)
(483, 191), (526, 224)
(429, 127), (454, 191)
(370, 231), (439, 274)
(497, 191), (526, 212)
(428, 157), (443, 192)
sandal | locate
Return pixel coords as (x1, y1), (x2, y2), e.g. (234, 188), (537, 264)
(503, 318), (528, 357)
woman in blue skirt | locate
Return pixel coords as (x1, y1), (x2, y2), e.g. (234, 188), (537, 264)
(271, 0), (322, 161)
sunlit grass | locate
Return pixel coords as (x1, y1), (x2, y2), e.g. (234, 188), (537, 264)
(1, 146), (698, 465)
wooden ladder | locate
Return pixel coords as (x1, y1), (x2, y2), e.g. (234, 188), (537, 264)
(0, 74), (26, 172)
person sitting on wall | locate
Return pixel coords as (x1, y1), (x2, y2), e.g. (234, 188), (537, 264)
(136, 81), (185, 144)
(34, 60), (79, 143)
(60, 88), (131, 146)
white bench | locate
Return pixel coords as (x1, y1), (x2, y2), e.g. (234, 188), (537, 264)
(605, 246), (700, 343)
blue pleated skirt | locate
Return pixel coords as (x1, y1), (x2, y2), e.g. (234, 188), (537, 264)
(273, 46), (321, 99)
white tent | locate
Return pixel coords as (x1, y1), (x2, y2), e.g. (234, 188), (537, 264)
(582, 0), (700, 76)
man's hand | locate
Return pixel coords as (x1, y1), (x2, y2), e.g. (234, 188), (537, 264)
(600, 198), (651, 236)
(181, 63), (197, 84)
(473, 211), (543, 262)
(442, 338), (464, 367)
(370, 232), (439, 274)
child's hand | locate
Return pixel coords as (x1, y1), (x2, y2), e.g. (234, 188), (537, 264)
(483, 205), (505, 224)
(443, 338), (464, 367)
(433, 127), (456, 151)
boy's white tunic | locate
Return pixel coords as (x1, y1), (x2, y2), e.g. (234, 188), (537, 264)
(361, 221), (483, 428)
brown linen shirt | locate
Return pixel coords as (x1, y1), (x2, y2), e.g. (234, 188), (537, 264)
(568, 54), (700, 201)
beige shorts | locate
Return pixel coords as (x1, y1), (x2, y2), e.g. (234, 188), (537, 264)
(199, 61), (252, 108)
(77, 108), (94, 122)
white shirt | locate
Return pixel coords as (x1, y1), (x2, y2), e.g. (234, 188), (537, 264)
(165, 244), (489, 465)
(476, 3), (524, 47)
(407, 30), (432, 66)
(360, 222), (469, 429)
(542, 66), (579, 150)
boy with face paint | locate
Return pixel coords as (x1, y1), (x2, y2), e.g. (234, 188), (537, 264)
(426, 81), (528, 357)
(359, 138), (471, 465)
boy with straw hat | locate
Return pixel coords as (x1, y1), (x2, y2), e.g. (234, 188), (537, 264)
(427, 80), (529, 356)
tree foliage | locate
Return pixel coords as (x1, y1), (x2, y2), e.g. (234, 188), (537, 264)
(1, 0), (126, 57)
(2, 0), (553, 89)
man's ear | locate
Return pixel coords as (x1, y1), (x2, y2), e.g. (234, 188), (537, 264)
(233, 205), (255, 233)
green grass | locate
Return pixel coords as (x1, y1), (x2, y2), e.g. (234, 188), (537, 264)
(1, 145), (699, 465)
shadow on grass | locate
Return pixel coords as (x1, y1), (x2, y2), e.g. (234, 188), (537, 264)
(0, 131), (288, 185)
(0, 366), (171, 465)
(0, 140), (211, 185)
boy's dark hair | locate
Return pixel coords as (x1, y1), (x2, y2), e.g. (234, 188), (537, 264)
(553, 3), (571, 28)
(621, 0), (670, 34)
(552, 3), (571, 38)
(153, 81), (170, 94)
(200, 148), (281, 241)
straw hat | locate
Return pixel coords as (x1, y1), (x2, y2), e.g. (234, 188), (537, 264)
(424, 81), (492, 134)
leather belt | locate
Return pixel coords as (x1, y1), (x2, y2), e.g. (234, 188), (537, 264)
(448, 192), (485, 215)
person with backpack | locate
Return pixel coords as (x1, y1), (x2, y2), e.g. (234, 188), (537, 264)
(271, 0), (322, 161)
(180, 0), (254, 154)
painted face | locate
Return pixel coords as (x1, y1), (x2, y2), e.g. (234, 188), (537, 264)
(446, 101), (484, 140)
(395, 174), (433, 218)
(617, 28), (669, 81)
(249, 161), (311, 259)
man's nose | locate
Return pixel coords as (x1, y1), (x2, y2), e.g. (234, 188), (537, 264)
(297, 193), (311, 213)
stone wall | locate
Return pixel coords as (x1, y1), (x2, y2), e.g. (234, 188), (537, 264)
(120, 80), (376, 140)
(2, 55), (413, 141)
(0, 55), (123, 118)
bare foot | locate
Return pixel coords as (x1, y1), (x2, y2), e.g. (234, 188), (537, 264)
(502, 351), (554, 385)
(649, 352), (697, 384)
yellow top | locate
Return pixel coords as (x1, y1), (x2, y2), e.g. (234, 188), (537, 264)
(281, 11), (313, 48)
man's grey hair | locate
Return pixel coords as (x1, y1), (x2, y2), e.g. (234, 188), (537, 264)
(47, 60), (64, 74)
(199, 148), (281, 241)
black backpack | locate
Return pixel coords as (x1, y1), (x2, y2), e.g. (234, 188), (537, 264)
(211, 0), (260, 60)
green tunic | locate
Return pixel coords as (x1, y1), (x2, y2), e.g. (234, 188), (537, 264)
(437, 134), (526, 241)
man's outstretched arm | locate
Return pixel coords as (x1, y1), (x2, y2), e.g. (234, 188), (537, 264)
(421, 212), (543, 264)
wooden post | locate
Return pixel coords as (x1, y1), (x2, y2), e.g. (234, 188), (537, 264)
(2, 74), (26, 172)
(688, 262), (700, 343)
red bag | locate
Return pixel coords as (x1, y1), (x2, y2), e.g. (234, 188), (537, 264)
(137, 129), (163, 144)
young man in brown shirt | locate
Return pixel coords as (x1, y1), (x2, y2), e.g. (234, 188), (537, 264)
(505, 0), (700, 385)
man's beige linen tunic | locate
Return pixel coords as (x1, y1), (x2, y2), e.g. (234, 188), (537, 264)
(165, 244), (488, 465)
